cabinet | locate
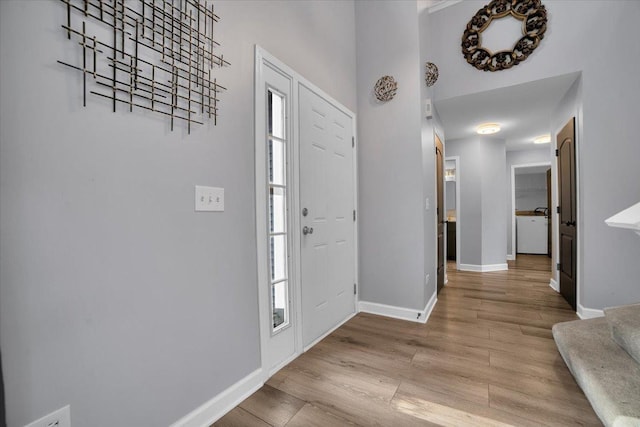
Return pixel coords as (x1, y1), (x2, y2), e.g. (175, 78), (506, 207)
(447, 221), (456, 260)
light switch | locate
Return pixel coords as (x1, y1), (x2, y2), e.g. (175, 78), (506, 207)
(195, 186), (224, 212)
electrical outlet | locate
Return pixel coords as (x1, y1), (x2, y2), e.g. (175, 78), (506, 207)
(425, 274), (430, 285)
(25, 405), (70, 427)
(425, 198), (430, 211)
(195, 185), (224, 212)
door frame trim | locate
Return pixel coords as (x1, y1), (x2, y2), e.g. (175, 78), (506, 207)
(509, 162), (551, 261)
(434, 133), (444, 290)
(552, 115), (581, 313)
(254, 46), (358, 381)
(254, 47), (299, 381)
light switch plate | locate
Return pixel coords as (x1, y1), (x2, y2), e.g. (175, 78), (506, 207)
(425, 98), (433, 118)
(195, 186), (224, 212)
(425, 198), (430, 211)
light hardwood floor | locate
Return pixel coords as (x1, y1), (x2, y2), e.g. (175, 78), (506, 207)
(214, 255), (601, 426)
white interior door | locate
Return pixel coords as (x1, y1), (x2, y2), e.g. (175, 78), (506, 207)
(299, 84), (356, 348)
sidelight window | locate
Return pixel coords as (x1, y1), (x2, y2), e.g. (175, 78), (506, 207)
(267, 89), (289, 333)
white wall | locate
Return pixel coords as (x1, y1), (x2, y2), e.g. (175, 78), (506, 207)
(356, 1), (427, 310)
(430, 1), (640, 309)
(0, 1), (357, 426)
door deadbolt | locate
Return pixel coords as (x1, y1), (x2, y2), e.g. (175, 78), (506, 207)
(302, 208), (308, 217)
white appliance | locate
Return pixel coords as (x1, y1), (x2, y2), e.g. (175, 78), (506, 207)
(517, 216), (548, 254)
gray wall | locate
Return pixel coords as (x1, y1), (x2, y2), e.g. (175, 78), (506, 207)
(446, 182), (456, 211)
(0, 1), (357, 426)
(515, 173), (547, 211)
(356, 1), (427, 309)
(480, 139), (508, 265)
(419, 5), (443, 306)
(445, 139), (480, 266)
(506, 148), (551, 256)
(446, 137), (507, 267)
(430, 1), (640, 309)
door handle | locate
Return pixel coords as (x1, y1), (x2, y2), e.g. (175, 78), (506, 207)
(303, 226), (314, 235)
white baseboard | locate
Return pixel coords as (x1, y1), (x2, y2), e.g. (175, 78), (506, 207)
(506, 254), (515, 261)
(459, 263), (508, 272)
(549, 278), (559, 292)
(359, 292), (437, 324)
(303, 311), (357, 351)
(577, 303), (604, 319)
(170, 368), (263, 427)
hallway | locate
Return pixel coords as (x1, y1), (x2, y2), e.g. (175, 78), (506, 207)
(215, 256), (601, 426)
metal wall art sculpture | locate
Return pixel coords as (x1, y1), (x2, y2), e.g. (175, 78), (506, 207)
(374, 76), (397, 102)
(425, 62), (439, 87)
(58, 0), (229, 133)
(461, 0), (547, 72)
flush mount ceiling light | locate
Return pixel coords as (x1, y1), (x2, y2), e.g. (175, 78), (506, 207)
(476, 123), (501, 135)
(533, 134), (551, 144)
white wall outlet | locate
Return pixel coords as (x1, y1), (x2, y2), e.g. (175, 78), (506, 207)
(25, 405), (70, 427)
(195, 185), (224, 212)
(425, 198), (430, 211)
(425, 274), (430, 286)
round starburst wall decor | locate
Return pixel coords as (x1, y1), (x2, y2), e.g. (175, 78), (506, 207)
(425, 62), (439, 87)
(461, 0), (547, 72)
(374, 75), (398, 102)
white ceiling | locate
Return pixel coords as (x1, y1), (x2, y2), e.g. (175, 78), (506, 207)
(434, 72), (580, 151)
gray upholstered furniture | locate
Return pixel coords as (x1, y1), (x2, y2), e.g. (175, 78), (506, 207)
(553, 304), (640, 427)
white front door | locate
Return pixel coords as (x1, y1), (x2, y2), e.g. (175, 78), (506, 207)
(255, 48), (357, 377)
(299, 84), (356, 348)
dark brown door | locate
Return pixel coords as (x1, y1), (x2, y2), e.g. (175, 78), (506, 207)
(557, 118), (577, 310)
(546, 168), (552, 257)
(436, 134), (445, 294)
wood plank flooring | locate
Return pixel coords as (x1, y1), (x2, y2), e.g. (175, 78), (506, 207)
(214, 255), (601, 426)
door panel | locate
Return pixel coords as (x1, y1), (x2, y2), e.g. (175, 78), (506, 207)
(435, 135), (445, 293)
(300, 85), (355, 347)
(557, 118), (577, 310)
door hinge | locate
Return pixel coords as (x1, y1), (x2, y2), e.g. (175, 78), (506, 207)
(352, 137), (355, 148)
(555, 149), (559, 157)
(353, 210), (356, 221)
(556, 263), (561, 271)
(556, 206), (561, 214)
(354, 283), (357, 295)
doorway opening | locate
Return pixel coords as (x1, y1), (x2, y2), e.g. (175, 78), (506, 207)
(434, 72), (581, 310)
(444, 156), (460, 277)
(511, 162), (552, 275)
(254, 47), (358, 380)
